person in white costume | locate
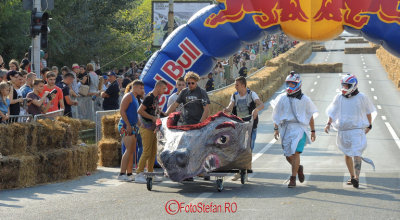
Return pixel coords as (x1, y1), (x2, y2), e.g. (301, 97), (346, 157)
(325, 74), (376, 188)
(271, 71), (318, 188)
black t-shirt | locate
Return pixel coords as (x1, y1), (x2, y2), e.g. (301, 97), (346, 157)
(77, 72), (89, 85)
(140, 93), (159, 128)
(57, 82), (72, 117)
(205, 78), (214, 92)
(239, 67), (248, 77)
(9, 88), (20, 115)
(176, 86), (210, 125)
(122, 78), (131, 89)
(102, 80), (120, 110)
(55, 74), (63, 84)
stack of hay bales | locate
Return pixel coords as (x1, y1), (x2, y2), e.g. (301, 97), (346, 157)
(98, 114), (122, 167)
(376, 46), (400, 88)
(312, 44), (327, 52)
(344, 45), (379, 54)
(0, 118), (98, 190)
(345, 38), (368, 44)
(334, 36), (345, 40)
(288, 61), (343, 73)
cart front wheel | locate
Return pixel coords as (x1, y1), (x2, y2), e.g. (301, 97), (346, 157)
(216, 179), (223, 192)
(240, 170), (247, 184)
(146, 177), (153, 191)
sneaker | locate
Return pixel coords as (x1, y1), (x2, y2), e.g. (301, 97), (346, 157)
(153, 175), (163, 182)
(117, 174), (128, 181)
(126, 175), (135, 182)
(346, 178), (352, 185)
(232, 173), (240, 181)
(351, 178), (359, 188)
(288, 176), (296, 188)
(298, 165), (305, 183)
(135, 173), (147, 184)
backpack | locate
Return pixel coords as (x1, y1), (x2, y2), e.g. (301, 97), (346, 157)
(232, 88), (258, 129)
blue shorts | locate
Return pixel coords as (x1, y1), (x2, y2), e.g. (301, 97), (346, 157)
(296, 133), (307, 153)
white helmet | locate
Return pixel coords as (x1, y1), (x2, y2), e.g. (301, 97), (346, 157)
(341, 74), (358, 96)
(285, 71), (302, 95)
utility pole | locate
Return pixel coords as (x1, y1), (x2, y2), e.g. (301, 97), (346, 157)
(168, 0), (174, 35)
(31, 0), (42, 77)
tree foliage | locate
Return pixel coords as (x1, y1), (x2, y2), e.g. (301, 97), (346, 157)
(0, 0), (153, 70)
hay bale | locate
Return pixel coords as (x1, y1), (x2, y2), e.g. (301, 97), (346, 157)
(10, 123), (28, 155)
(86, 145), (98, 171)
(36, 119), (67, 151)
(0, 124), (13, 156)
(101, 114), (120, 140)
(56, 116), (81, 145)
(376, 46), (400, 88)
(80, 120), (95, 130)
(26, 123), (39, 154)
(0, 155), (39, 189)
(98, 139), (121, 167)
(37, 149), (73, 183)
(344, 46), (379, 54)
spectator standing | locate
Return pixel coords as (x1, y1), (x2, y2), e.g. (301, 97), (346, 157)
(7, 71), (23, 117)
(52, 66), (62, 84)
(101, 72), (120, 110)
(20, 73), (36, 98)
(9, 60), (19, 71)
(205, 73), (214, 92)
(238, 62), (248, 77)
(0, 55), (6, 71)
(117, 80), (145, 182)
(40, 72), (64, 113)
(0, 82), (11, 122)
(167, 77), (186, 110)
(57, 73), (78, 117)
(27, 79), (54, 116)
(41, 52), (48, 69)
(77, 65), (88, 86)
(87, 63), (99, 96)
(213, 62), (225, 88)
(0, 70), (7, 82)
(71, 64), (80, 96)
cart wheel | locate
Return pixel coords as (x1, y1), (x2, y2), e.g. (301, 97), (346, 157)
(146, 177), (153, 191)
(240, 170), (246, 184)
(216, 179), (224, 192)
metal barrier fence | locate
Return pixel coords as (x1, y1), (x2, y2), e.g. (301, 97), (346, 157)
(33, 109), (64, 121)
(1, 115), (34, 124)
(95, 109), (119, 143)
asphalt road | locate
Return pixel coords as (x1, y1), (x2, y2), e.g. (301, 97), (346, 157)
(1, 38), (400, 219)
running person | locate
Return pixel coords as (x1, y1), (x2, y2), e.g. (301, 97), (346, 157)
(271, 71), (318, 188)
(325, 74), (376, 188)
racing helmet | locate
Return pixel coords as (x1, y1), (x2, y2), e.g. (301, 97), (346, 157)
(285, 71), (302, 95)
(341, 74), (358, 96)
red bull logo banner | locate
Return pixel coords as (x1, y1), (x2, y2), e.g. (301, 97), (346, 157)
(141, 0), (400, 110)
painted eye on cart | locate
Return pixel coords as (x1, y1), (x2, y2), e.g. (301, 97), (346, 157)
(216, 135), (230, 145)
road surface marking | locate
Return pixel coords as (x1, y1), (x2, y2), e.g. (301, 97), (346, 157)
(364, 70), (368, 73)
(314, 82), (318, 85)
(381, 116), (387, 121)
(317, 75), (320, 79)
(310, 89), (314, 93)
(371, 88), (375, 92)
(363, 62), (365, 65)
(363, 66), (367, 69)
(366, 74), (370, 78)
(384, 122), (400, 150)
(373, 96), (377, 100)
(369, 81), (372, 84)
(325, 59), (328, 62)
(377, 105), (382, 109)
(252, 138), (277, 162)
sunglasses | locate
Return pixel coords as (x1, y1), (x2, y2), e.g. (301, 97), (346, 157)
(187, 82), (196, 85)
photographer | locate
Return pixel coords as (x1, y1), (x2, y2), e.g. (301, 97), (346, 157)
(40, 72), (64, 113)
(27, 79), (54, 116)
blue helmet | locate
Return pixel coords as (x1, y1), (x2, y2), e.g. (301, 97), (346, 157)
(341, 74), (358, 96)
(285, 71), (302, 95)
